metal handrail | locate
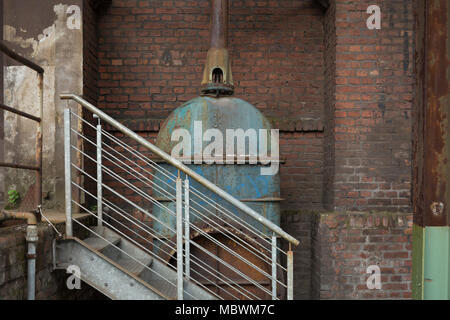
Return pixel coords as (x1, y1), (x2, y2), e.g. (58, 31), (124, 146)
(63, 104), (295, 300)
(60, 93), (299, 246)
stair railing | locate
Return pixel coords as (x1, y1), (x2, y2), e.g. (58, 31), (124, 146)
(61, 93), (299, 300)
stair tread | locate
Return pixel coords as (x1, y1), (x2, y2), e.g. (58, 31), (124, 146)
(83, 236), (120, 251)
(114, 255), (152, 275)
(146, 278), (177, 299)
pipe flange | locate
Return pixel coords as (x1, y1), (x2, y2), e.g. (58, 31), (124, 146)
(26, 225), (39, 242)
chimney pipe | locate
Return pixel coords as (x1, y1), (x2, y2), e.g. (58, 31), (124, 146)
(210, 0), (228, 49)
(201, 0), (234, 96)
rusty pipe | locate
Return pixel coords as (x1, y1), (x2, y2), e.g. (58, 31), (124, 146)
(0, 210), (37, 225)
(201, 0), (234, 94)
(210, 0), (228, 49)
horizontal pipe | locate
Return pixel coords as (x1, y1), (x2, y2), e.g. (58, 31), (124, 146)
(0, 41), (44, 74)
(0, 104), (41, 122)
(0, 162), (40, 171)
(60, 93), (299, 246)
(0, 210), (37, 225)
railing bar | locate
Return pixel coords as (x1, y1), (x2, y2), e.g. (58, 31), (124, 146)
(71, 181), (176, 259)
(71, 200), (200, 300)
(185, 198), (287, 273)
(71, 127), (178, 201)
(188, 240), (266, 300)
(69, 141), (178, 222)
(189, 186), (278, 244)
(0, 41), (44, 74)
(189, 187), (286, 252)
(176, 174), (183, 300)
(100, 128), (178, 184)
(0, 162), (40, 171)
(272, 233), (277, 300)
(185, 214), (286, 290)
(96, 118), (103, 227)
(64, 108), (73, 237)
(73, 182), (245, 300)
(99, 141), (177, 198)
(69, 215), (196, 299)
(100, 149), (175, 201)
(70, 161), (177, 234)
(185, 199), (288, 275)
(99, 198), (250, 299)
(71, 125), (177, 197)
(0, 104), (41, 122)
(72, 186), (231, 300)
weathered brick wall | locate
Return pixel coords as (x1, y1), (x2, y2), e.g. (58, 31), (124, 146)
(323, 0), (413, 212)
(323, 0), (336, 210)
(96, 0), (325, 212)
(0, 222), (104, 299)
(312, 212), (412, 299)
(281, 211), (313, 299)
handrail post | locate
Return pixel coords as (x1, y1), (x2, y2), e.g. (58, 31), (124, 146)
(95, 115), (103, 226)
(176, 171), (183, 300)
(184, 176), (190, 280)
(271, 233), (277, 300)
(287, 244), (293, 300)
(35, 73), (43, 210)
(64, 108), (73, 237)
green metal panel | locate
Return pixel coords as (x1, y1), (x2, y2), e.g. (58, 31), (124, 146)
(412, 224), (424, 299)
(424, 226), (450, 299)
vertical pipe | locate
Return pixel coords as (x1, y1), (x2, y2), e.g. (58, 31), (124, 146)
(210, 0), (228, 49)
(26, 225), (38, 300)
(64, 108), (73, 236)
(184, 176), (190, 280)
(176, 172), (183, 300)
(287, 245), (293, 300)
(96, 116), (102, 226)
(35, 73), (43, 209)
(271, 233), (277, 300)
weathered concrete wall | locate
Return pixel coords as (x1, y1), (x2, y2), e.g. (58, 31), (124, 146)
(2, 0), (83, 210)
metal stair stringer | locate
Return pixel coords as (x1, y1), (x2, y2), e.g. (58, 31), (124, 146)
(54, 236), (170, 300)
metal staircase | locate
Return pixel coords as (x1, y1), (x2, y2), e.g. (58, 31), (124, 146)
(55, 226), (216, 299)
(55, 94), (299, 300)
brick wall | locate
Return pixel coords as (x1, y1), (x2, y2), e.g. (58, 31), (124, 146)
(0, 221), (104, 299)
(84, 0), (416, 300)
(312, 211), (412, 299)
(323, 0), (414, 212)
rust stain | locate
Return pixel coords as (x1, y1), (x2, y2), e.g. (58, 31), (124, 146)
(423, 0), (450, 226)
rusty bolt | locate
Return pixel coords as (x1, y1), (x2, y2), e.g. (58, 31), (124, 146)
(430, 202), (444, 216)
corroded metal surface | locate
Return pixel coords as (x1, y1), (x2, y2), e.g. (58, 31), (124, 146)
(201, 0), (233, 95)
(418, 0), (450, 226)
(153, 96), (280, 238)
